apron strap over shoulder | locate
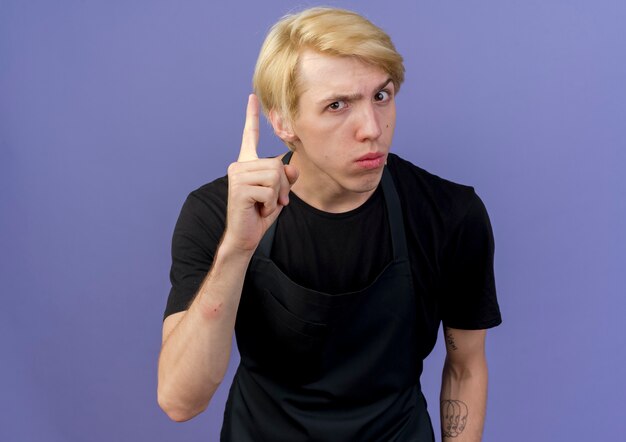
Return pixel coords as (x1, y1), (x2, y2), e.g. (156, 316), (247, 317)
(380, 166), (409, 261)
(257, 151), (408, 262)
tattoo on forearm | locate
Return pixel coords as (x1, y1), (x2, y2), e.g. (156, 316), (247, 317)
(441, 400), (468, 438)
(444, 328), (458, 351)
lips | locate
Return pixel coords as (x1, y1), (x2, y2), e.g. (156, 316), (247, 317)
(355, 152), (386, 169)
(356, 152), (385, 162)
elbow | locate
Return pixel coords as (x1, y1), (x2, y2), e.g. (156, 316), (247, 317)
(444, 348), (487, 373)
(443, 354), (487, 381)
(157, 385), (211, 423)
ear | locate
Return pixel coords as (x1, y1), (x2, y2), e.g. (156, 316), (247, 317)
(269, 109), (299, 143)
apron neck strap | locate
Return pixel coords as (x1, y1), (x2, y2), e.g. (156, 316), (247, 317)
(380, 165), (409, 261)
(257, 152), (408, 261)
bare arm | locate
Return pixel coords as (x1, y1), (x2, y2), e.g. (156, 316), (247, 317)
(157, 95), (298, 422)
(440, 327), (489, 441)
(157, 241), (253, 421)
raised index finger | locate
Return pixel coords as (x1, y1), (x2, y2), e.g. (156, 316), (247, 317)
(238, 94), (260, 162)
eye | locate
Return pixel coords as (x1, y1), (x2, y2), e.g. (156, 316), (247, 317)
(374, 90), (391, 102)
(328, 100), (347, 111)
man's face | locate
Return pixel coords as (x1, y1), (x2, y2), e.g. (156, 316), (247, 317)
(287, 50), (396, 203)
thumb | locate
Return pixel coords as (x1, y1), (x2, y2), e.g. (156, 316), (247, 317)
(283, 164), (299, 186)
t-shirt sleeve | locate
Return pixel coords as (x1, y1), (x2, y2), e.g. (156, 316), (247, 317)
(163, 184), (227, 320)
(440, 191), (502, 330)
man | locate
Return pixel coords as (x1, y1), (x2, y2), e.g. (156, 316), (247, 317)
(158, 7), (501, 441)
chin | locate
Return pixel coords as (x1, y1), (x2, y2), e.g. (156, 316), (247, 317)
(346, 171), (384, 194)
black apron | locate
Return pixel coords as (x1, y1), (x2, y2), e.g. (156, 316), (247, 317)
(221, 152), (435, 441)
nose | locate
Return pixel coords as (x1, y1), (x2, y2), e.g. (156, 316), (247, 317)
(354, 103), (382, 141)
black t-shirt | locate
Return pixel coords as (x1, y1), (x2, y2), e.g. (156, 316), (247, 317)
(164, 153), (502, 331)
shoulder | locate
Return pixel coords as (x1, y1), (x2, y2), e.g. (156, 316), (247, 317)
(172, 175), (229, 248)
(177, 175), (228, 223)
(186, 175), (229, 212)
(166, 175), (229, 319)
(386, 153), (482, 234)
(385, 154), (501, 329)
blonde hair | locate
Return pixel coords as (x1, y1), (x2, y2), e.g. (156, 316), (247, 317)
(253, 7), (404, 126)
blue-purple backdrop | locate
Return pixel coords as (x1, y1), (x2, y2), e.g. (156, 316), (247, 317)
(2, 1), (624, 441)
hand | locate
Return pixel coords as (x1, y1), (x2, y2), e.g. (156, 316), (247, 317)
(223, 94), (299, 253)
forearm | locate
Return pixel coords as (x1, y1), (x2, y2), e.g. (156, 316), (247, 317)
(440, 353), (488, 441)
(157, 237), (253, 421)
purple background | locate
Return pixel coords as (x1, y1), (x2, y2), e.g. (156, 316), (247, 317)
(2, 1), (624, 441)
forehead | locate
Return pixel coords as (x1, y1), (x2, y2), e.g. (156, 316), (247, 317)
(297, 50), (389, 97)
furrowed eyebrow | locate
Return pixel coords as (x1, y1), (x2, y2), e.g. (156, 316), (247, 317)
(376, 78), (393, 93)
(318, 78), (393, 105)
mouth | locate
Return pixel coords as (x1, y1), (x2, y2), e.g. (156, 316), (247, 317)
(355, 152), (386, 170)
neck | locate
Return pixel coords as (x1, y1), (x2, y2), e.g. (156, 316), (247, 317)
(286, 151), (378, 213)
